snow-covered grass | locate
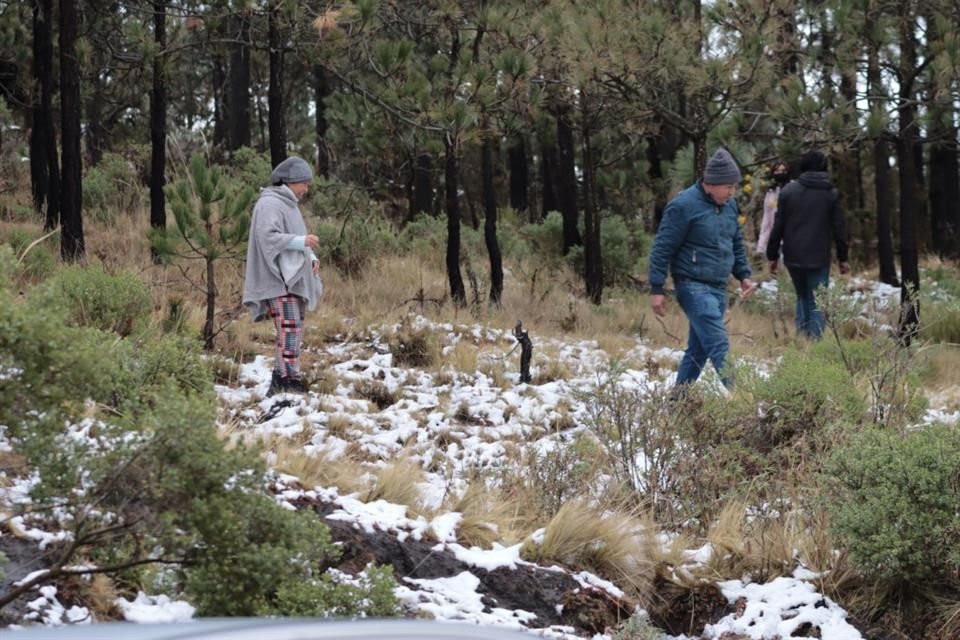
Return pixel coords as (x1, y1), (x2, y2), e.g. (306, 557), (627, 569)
(3, 262), (959, 639)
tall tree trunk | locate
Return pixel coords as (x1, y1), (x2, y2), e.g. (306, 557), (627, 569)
(581, 98), (602, 305)
(647, 134), (666, 232)
(540, 136), (559, 221)
(508, 136), (529, 217)
(85, 71), (108, 167)
(926, 12), (960, 258)
(556, 112), (581, 253)
(31, 0), (60, 229)
(212, 50), (227, 152)
(866, 28), (898, 286)
(896, 3), (920, 343)
(413, 151), (433, 219)
(268, 2), (286, 167)
(227, 12), (251, 151)
(314, 65), (331, 177)
(59, 0), (84, 261)
(928, 125), (960, 259)
(444, 137), (466, 307)
(149, 0), (167, 256)
(834, 70), (860, 252)
(481, 126), (503, 305)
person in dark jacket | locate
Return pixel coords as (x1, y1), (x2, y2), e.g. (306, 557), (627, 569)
(648, 148), (756, 391)
(765, 149), (849, 339)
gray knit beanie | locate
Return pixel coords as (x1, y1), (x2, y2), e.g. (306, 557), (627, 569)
(702, 148), (742, 185)
(270, 156), (313, 185)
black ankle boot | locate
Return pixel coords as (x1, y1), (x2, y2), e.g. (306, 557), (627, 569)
(284, 377), (307, 393)
(267, 370), (284, 397)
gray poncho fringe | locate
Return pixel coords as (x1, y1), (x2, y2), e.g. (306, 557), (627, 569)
(243, 185), (322, 321)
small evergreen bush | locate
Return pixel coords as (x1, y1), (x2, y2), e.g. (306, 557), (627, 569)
(746, 347), (864, 442)
(28, 264), (153, 336)
(315, 215), (399, 276)
(270, 565), (399, 617)
(222, 146), (273, 191)
(83, 152), (144, 222)
(825, 424), (960, 582)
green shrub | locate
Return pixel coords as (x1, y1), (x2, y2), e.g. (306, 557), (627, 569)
(745, 347), (865, 443)
(1, 229), (56, 283)
(28, 264), (153, 336)
(566, 213), (649, 287)
(518, 211), (566, 271)
(222, 146), (273, 191)
(270, 565), (400, 618)
(315, 215), (399, 276)
(183, 489), (340, 616)
(109, 332), (213, 412)
(825, 424), (960, 582)
(0, 312), (120, 443)
(920, 303), (960, 344)
(83, 152), (144, 222)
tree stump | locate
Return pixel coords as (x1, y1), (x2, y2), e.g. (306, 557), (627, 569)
(513, 322), (533, 384)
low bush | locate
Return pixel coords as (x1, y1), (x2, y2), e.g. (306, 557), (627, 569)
(314, 215), (399, 276)
(83, 152), (144, 222)
(824, 424), (960, 582)
(28, 264), (153, 336)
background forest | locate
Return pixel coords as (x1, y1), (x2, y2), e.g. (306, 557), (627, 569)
(1, 0), (959, 309)
(3, 1), (960, 639)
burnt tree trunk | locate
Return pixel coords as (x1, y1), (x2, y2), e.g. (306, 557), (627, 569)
(31, 0), (60, 230)
(445, 137), (466, 307)
(866, 42), (898, 286)
(926, 12), (960, 259)
(508, 136), (529, 217)
(268, 2), (287, 167)
(895, 5), (920, 343)
(226, 12), (251, 151)
(581, 97), (602, 305)
(413, 152), (433, 219)
(556, 112), (581, 254)
(314, 65), (331, 177)
(481, 125), (503, 306)
(149, 0), (167, 260)
(59, 0), (84, 261)
(540, 136), (559, 221)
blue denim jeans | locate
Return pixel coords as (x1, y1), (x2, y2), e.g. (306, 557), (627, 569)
(787, 266), (830, 339)
(674, 279), (730, 388)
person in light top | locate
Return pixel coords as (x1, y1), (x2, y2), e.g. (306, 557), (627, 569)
(243, 156), (323, 395)
(756, 160), (790, 256)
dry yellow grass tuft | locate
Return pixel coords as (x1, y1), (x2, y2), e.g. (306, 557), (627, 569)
(270, 441), (367, 495)
(76, 573), (121, 621)
(521, 499), (657, 598)
(443, 482), (525, 548)
(441, 340), (479, 375)
(364, 458), (426, 513)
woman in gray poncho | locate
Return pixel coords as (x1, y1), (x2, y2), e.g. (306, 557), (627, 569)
(243, 156), (323, 395)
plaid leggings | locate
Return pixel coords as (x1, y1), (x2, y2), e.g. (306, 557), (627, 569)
(266, 295), (305, 379)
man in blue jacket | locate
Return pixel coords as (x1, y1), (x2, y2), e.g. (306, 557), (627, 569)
(648, 148), (755, 390)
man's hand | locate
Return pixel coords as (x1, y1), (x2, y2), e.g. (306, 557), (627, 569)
(305, 234), (320, 249)
(768, 259), (779, 275)
(739, 278), (758, 300)
(651, 294), (667, 318)
(839, 261), (850, 275)
(312, 259), (320, 276)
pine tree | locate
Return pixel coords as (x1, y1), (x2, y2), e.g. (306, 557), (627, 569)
(151, 155), (253, 349)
